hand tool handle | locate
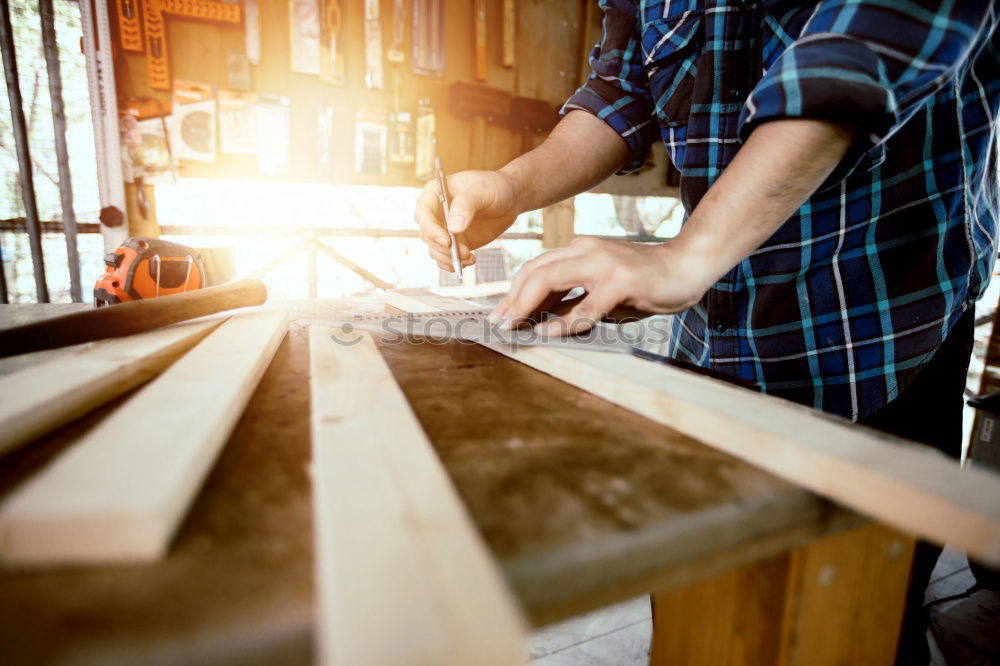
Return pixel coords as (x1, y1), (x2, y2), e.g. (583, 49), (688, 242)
(0, 279), (268, 358)
(475, 0), (487, 81)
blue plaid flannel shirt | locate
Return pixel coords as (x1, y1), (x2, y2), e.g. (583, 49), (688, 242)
(563, 0), (1000, 420)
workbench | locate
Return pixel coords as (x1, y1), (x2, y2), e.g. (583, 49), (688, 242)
(0, 301), (914, 665)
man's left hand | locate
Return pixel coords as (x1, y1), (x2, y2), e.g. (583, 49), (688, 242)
(490, 236), (716, 336)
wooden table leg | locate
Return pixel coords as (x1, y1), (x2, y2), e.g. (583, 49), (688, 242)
(649, 522), (915, 666)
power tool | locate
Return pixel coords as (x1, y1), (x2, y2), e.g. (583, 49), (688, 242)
(94, 237), (206, 306)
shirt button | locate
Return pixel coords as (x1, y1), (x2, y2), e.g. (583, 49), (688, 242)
(713, 321), (726, 333)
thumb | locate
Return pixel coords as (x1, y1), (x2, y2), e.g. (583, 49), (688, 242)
(448, 182), (492, 233)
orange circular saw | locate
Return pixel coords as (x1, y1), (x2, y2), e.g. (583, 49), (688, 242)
(94, 237), (206, 306)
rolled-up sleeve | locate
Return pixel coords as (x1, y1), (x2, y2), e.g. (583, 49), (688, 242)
(739, 1), (996, 181)
(560, 0), (658, 174)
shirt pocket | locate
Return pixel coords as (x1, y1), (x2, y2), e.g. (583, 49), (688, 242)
(640, 10), (703, 127)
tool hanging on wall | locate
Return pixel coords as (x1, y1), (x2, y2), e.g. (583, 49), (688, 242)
(94, 237), (205, 306)
(387, 0), (406, 64)
(218, 90), (258, 156)
(388, 110), (413, 164)
(257, 95), (292, 177)
(364, 0), (385, 89)
(414, 98), (436, 180)
(171, 80), (217, 164)
(502, 0), (516, 67)
(318, 105), (335, 177)
(121, 97), (175, 189)
(354, 107), (388, 174)
(116, 0), (142, 51)
(244, 0), (261, 63)
(319, 0), (346, 85)
(226, 49), (252, 91)
(114, 0), (242, 91)
(412, 0), (444, 77)
(290, 0), (322, 75)
(389, 71), (414, 165)
(475, 0), (487, 81)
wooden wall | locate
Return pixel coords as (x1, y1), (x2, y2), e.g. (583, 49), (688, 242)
(114, 0), (677, 196)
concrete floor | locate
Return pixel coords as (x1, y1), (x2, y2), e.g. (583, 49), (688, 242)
(527, 596), (651, 665)
(927, 550), (1000, 665)
(525, 549), (998, 665)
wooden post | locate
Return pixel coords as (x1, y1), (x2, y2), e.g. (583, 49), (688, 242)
(542, 198), (575, 248)
(650, 522), (914, 666)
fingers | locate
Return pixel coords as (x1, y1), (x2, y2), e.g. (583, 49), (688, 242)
(428, 237), (474, 263)
(492, 251), (562, 319)
(415, 182), (450, 247)
(495, 259), (585, 329)
(455, 235), (475, 264)
(536, 289), (621, 337)
(428, 245), (453, 267)
(428, 244), (476, 272)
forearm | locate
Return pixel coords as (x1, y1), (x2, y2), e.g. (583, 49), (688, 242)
(500, 110), (630, 213)
(670, 118), (855, 292)
(492, 119), (857, 331)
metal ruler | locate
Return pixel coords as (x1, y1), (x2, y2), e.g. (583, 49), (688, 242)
(310, 310), (635, 354)
(307, 311), (762, 388)
(79, 0), (128, 252)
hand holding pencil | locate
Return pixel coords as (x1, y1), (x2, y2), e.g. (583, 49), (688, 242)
(414, 165), (521, 274)
(434, 157), (464, 275)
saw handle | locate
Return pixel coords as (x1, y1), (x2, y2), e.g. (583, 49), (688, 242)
(0, 279), (267, 359)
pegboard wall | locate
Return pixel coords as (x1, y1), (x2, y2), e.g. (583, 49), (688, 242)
(113, 0), (678, 195)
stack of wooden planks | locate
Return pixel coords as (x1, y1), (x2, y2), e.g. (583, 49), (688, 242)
(0, 308), (288, 564)
(5, 287), (1000, 665)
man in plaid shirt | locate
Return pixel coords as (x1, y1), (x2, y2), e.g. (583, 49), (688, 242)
(416, 2), (999, 661)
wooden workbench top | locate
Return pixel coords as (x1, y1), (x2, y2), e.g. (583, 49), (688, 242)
(0, 300), (857, 665)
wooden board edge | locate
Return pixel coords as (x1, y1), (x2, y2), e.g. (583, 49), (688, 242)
(385, 289), (1000, 567)
(309, 325), (527, 665)
(0, 310), (289, 566)
(0, 317), (229, 457)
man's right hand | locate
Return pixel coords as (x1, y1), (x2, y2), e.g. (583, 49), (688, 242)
(413, 110), (630, 273)
(414, 169), (521, 272)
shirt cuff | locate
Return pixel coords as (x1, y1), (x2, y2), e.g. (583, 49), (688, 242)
(561, 79), (658, 175)
(738, 35), (895, 187)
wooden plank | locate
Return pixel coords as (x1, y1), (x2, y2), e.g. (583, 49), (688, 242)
(309, 326), (527, 666)
(385, 289), (1000, 567)
(0, 310), (288, 565)
(0, 317), (226, 456)
(650, 522), (913, 666)
(0, 279), (266, 358)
